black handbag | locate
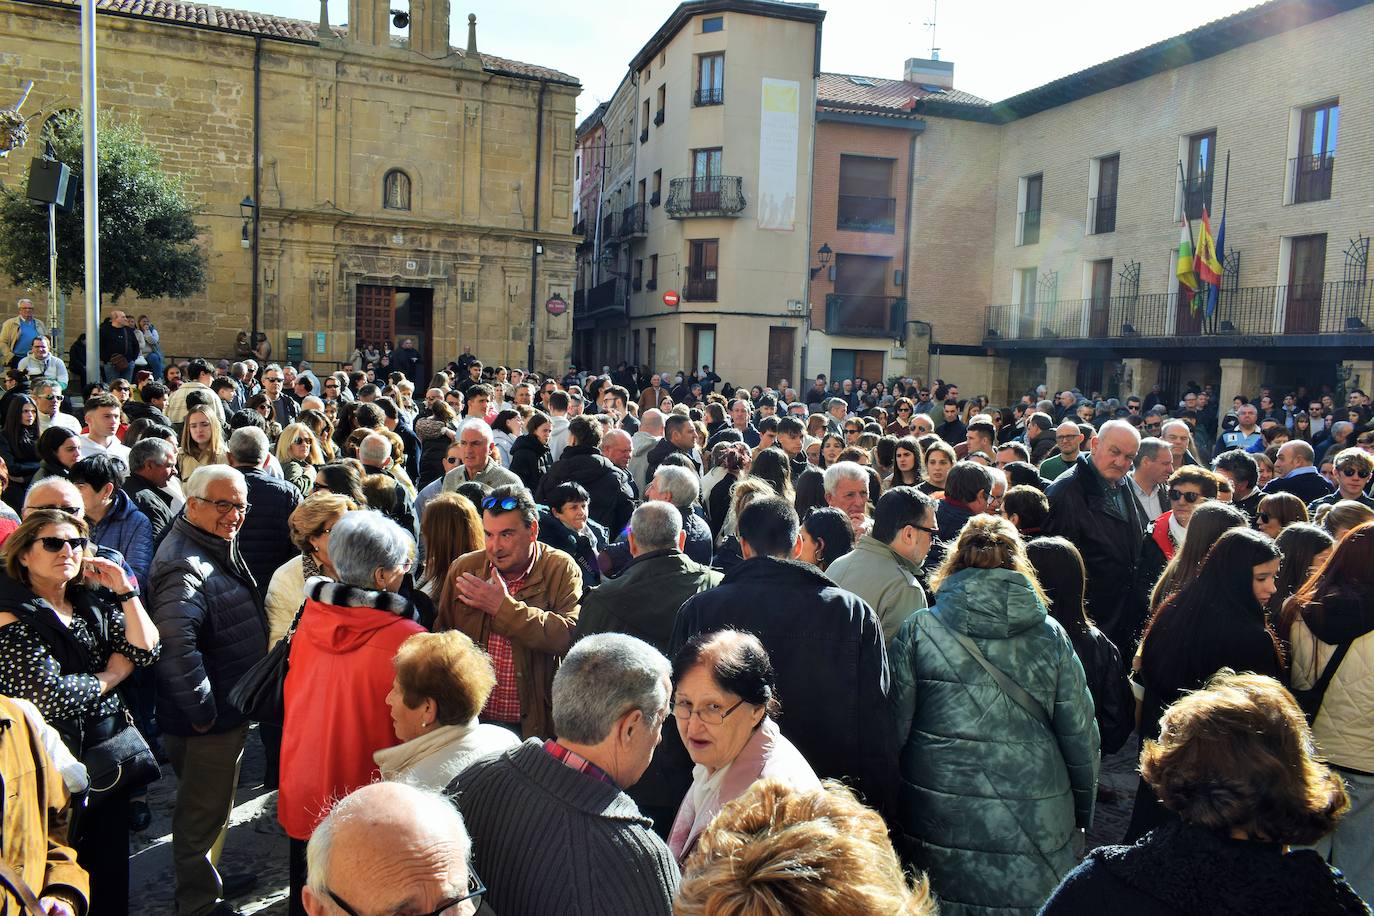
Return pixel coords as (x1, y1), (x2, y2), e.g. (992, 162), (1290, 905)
(227, 602), (305, 724)
(81, 710), (159, 806)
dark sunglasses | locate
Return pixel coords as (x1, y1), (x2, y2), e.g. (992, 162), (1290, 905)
(326, 869), (484, 916)
(38, 536), (87, 553)
(293, 437), (311, 446)
(31, 504), (81, 516)
(1168, 489), (1204, 503)
(482, 495), (520, 512)
(1340, 467), (1373, 479)
(1258, 512), (1272, 524)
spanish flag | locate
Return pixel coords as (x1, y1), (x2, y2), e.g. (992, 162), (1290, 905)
(1176, 220), (1198, 296)
(1194, 207), (1223, 288)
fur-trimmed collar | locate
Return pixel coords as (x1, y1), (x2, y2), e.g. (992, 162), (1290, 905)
(305, 576), (416, 620)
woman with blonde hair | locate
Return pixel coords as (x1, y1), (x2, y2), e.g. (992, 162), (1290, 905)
(276, 422), (325, 496)
(296, 408), (337, 462)
(374, 630), (518, 791)
(1318, 499), (1374, 540)
(177, 403), (225, 480)
(676, 779), (936, 916)
(890, 514), (1098, 915)
(416, 492), (483, 598)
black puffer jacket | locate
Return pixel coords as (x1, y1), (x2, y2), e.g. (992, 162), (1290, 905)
(645, 436), (700, 479)
(239, 467), (303, 597)
(150, 516), (267, 736)
(509, 433), (552, 491)
(1068, 623), (1135, 755)
(535, 444), (636, 536)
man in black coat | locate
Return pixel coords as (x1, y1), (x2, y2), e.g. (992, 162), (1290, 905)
(644, 413), (701, 479)
(392, 336), (423, 384)
(1263, 440), (1335, 505)
(124, 437), (178, 539)
(535, 415), (637, 537)
(226, 426), (301, 598)
(149, 465), (267, 916)
(97, 309), (140, 382)
(1044, 420), (1147, 654)
(670, 496), (897, 819)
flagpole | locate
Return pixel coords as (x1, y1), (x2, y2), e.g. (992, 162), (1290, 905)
(1220, 150), (1230, 219)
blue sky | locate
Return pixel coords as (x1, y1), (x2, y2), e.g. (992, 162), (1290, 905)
(250, 0), (1259, 118)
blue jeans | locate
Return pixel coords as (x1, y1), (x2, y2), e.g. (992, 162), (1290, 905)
(102, 361), (134, 382)
(143, 350), (164, 381)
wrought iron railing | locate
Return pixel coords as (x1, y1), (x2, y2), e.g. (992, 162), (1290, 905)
(694, 87), (724, 106)
(620, 202), (647, 238)
(1019, 208), (1040, 245)
(583, 279), (622, 313)
(666, 176), (746, 218)
(1089, 194), (1116, 234)
(1183, 172), (1213, 219)
(685, 273), (718, 301)
(983, 281), (1374, 342)
(1292, 153), (1335, 204)
(824, 294), (906, 338)
(837, 195), (896, 233)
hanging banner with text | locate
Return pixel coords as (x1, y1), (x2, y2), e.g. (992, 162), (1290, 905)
(757, 77), (799, 231)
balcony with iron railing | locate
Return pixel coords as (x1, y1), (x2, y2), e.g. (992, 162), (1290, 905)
(694, 87), (724, 106)
(582, 278), (625, 316)
(666, 176), (746, 218)
(600, 213), (615, 244)
(1089, 194), (1116, 234)
(1292, 153), (1335, 204)
(824, 294), (906, 338)
(620, 202), (647, 238)
(983, 280), (1374, 348)
(1183, 172), (1213, 219)
(837, 195), (896, 233)
(685, 272), (718, 301)
(1018, 208), (1040, 245)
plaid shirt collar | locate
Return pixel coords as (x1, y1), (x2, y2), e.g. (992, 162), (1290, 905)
(543, 739), (617, 788)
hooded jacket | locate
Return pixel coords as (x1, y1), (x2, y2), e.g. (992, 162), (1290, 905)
(90, 487), (154, 590)
(535, 444), (637, 537)
(629, 430), (660, 491)
(889, 566), (1099, 916)
(508, 432), (552, 491)
(1289, 585), (1374, 773)
(278, 578), (424, 839)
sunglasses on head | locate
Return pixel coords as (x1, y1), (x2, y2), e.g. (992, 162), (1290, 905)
(38, 536), (87, 553)
(1168, 489), (1204, 503)
(1340, 466), (1373, 479)
(482, 495), (520, 512)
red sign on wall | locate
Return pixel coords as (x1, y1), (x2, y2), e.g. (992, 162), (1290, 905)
(663, 290), (680, 308)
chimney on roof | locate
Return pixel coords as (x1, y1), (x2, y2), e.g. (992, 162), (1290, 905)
(904, 57), (953, 90)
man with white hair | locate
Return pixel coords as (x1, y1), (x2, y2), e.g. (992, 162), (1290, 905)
(0, 297), (47, 367)
(151, 465), (267, 916)
(448, 633), (678, 915)
(1045, 419), (1146, 651)
(304, 782), (480, 916)
(1161, 418), (1199, 468)
(441, 417), (520, 493)
(359, 431), (418, 537)
(646, 465), (712, 566)
(824, 461), (873, 537)
(630, 408), (664, 491)
(227, 426), (301, 595)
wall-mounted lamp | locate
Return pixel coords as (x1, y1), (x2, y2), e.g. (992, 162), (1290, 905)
(810, 242), (832, 280)
(239, 195), (255, 250)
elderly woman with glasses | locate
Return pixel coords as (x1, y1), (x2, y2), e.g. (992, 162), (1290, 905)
(278, 510), (426, 916)
(0, 509), (160, 913)
(667, 629), (819, 864)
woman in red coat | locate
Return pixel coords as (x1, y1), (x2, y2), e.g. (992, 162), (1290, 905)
(278, 510), (425, 916)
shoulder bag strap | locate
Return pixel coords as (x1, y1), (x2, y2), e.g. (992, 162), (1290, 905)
(931, 607), (1054, 733)
(1312, 639), (1354, 711)
(0, 856), (47, 915)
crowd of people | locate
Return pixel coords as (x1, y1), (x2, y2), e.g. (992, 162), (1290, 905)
(0, 295), (1371, 915)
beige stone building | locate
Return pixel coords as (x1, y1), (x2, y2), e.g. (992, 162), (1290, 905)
(929, 0), (1374, 404)
(0, 0), (579, 376)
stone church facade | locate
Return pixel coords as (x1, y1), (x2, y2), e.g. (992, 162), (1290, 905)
(0, 0), (580, 375)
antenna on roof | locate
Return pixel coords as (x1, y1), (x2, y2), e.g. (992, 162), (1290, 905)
(923, 0), (939, 60)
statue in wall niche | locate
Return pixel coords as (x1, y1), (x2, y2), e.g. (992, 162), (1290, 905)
(0, 81), (33, 157)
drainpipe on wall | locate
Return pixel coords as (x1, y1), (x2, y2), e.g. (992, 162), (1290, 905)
(527, 79), (548, 373)
(250, 36), (262, 344)
(900, 129), (917, 381)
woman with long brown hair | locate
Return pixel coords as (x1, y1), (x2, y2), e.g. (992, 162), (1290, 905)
(1283, 521), (1374, 901)
(416, 492), (484, 598)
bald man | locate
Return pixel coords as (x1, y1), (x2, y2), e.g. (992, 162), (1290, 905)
(1263, 439), (1334, 505)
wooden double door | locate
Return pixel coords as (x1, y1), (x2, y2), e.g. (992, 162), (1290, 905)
(356, 284), (434, 378)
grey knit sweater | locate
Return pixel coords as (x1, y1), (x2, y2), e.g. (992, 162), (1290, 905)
(447, 738), (679, 915)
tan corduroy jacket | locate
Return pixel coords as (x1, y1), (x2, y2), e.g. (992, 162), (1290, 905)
(436, 542), (581, 739)
(0, 697), (88, 914)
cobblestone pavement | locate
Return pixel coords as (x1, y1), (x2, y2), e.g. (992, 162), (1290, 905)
(128, 726), (1143, 914)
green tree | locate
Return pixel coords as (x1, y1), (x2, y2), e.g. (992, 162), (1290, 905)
(0, 111), (205, 302)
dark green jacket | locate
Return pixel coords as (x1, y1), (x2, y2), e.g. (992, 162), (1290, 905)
(576, 549), (721, 656)
(890, 566), (1099, 916)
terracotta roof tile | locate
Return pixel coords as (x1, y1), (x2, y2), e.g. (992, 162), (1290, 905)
(26, 0), (579, 84)
(817, 72), (988, 115)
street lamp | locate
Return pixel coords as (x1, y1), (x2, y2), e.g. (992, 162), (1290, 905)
(810, 242), (832, 280)
(239, 195), (255, 249)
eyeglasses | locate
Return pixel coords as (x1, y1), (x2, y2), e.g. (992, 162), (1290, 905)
(898, 407), (912, 414)
(1339, 467), (1373, 479)
(1169, 489), (1204, 503)
(443, 456), (460, 465)
(481, 495), (520, 512)
(313, 482), (331, 492)
(672, 697), (746, 725)
(326, 870), (485, 916)
(192, 496), (251, 516)
(910, 524), (941, 536)
(111, 385), (130, 392)
(30, 504), (80, 516)
(325, 382), (339, 389)
(264, 376), (283, 383)
(293, 437), (311, 446)
(37, 394), (59, 402)
(38, 536), (87, 553)
(1258, 512), (1272, 524)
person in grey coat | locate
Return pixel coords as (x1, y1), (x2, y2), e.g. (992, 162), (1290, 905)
(828, 486), (937, 641)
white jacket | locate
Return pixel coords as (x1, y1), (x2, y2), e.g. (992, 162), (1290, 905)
(629, 430), (661, 492)
(1290, 616), (1374, 773)
(373, 720), (519, 793)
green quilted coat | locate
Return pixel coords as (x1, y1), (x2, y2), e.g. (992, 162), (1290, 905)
(890, 566), (1100, 916)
